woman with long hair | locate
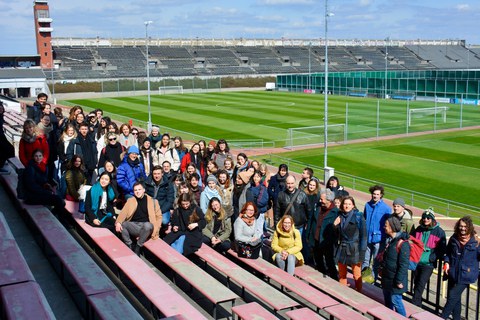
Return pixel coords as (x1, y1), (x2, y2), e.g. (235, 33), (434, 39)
(333, 196), (367, 292)
(272, 215), (304, 275)
(19, 119), (49, 167)
(173, 136), (188, 163)
(84, 171), (117, 232)
(98, 132), (125, 169)
(180, 143), (204, 178)
(95, 116), (111, 158)
(57, 124), (77, 173)
(164, 193), (206, 256)
(212, 139), (231, 169)
(304, 178), (321, 264)
(140, 137), (154, 176)
(224, 157), (234, 179)
(234, 202), (263, 259)
(153, 133), (180, 171)
(231, 153), (250, 183)
(202, 197), (232, 252)
(258, 163), (271, 186)
(118, 123), (137, 149)
(64, 155), (86, 202)
(267, 163), (288, 213)
(246, 170), (269, 235)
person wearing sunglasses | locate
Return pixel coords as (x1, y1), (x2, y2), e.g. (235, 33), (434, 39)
(410, 207), (446, 307)
(98, 132), (125, 169)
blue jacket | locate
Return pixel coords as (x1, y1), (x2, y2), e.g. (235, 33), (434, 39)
(364, 199), (391, 244)
(444, 235), (480, 285)
(246, 183), (269, 214)
(117, 156), (146, 196)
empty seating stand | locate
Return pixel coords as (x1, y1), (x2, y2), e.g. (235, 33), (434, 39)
(0, 211), (55, 320)
(195, 245), (299, 313)
(71, 211), (208, 320)
(144, 239), (238, 319)
(231, 302), (279, 320)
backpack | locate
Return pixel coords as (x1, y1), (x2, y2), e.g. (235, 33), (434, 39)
(396, 235), (424, 271)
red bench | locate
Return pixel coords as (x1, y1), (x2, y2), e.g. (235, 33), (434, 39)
(410, 311), (444, 320)
(144, 239), (238, 319)
(285, 307), (324, 320)
(367, 306), (409, 320)
(323, 304), (370, 320)
(195, 245), (300, 313)
(227, 249), (339, 311)
(73, 213), (208, 320)
(231, 302), (279, 320)
(0, 281), (55, 320)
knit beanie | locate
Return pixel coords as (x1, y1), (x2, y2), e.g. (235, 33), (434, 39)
(128, 145), (140, 154)
(387, 216), (402, 233)
(206, 175), (217, 184)
(421, 207), (436, 221)
(393, 198), (406, 208)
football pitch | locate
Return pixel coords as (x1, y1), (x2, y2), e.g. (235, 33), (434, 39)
(64, 91), (480, 210)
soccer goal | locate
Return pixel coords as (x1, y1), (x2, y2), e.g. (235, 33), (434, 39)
(158, 86), (184, 95)
(287, 124), (346, 148)
(408, 106), (448, 127)
(347, 88), (368, 97)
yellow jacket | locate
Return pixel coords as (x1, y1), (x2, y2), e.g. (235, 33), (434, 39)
(116, 195), (162, 240)
(271, 221), (304, 265)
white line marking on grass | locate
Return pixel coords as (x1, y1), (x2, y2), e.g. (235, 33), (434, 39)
(215, 102), (296, 108)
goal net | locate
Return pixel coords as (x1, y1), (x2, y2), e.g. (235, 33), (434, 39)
(158, 86), (184, 95)
(287, 124), (346, 148)
(408, 106), (448, 127)
(391, 90), (416, 100)
(347, 88), (368, 98)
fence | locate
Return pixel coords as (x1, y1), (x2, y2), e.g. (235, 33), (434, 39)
(264, 154), (480, 221)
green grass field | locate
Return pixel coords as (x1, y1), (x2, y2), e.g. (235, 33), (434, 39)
(64, 91), (480, 213)
(64, 91), (480, 148)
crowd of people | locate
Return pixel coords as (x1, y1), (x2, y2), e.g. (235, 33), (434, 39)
(3, 93), (478, 319)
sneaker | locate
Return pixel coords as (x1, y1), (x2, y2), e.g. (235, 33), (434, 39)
(0, 168), (10, 175)
(134, 244), (142, 256)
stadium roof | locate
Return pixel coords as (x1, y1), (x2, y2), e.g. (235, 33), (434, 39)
(0, 68), (46, 79)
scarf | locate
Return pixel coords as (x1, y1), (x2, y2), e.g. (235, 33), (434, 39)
(35, 161), (47, 173)
(241, 213), (255, 226)
(458, 234), (471, 247)
(37, 122), (53, 137)
(63, 134), (75, 152)
(90, 182), (115, 217)
(21, 131), (37, 143)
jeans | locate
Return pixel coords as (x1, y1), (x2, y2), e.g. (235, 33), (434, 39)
(121, 221), (153, 247)
(171, 235), (186, 254)
(383, 290), (407, 316)
(275, 253), (297, 275)
(162, 210), (171, 225)
(363, 242), (380, 279)
(441, 280), (469, 320)
(412, 264), (435, 307)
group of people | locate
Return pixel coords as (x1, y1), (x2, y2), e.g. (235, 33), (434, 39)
(10, 93), (479, 320)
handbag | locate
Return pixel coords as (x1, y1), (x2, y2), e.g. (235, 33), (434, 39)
(78, 184), (92, 201)
(236, 241), (262, 259)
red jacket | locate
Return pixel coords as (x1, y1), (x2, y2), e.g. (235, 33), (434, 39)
(19, 135), (49, 166)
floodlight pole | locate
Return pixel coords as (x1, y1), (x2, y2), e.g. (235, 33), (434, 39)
(323, 0), (331, 172)
(145, 20), (153, 132)
(384, 37), (389, 99)
(308, 42), (312, 91)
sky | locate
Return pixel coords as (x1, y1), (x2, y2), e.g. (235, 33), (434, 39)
(1, 0), (479, 55)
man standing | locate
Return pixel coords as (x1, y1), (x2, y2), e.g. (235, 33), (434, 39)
(27, 92), (47, 123)
(274, 175), (309, 235)
(298, 167), (314, 190)
(362, 185), (391, 280)
(392, 198), (415, 234)
(145, 165), (175, 226)
(162, 160), (175, 182)
(115, 182), (162, 255)
(314, 188), (339, 280)
(66, 122), (97, 184)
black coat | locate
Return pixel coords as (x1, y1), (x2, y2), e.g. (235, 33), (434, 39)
(334, 209), (367, 265)
(163, 205), (206, 256)
(145, 175), (175, 215)
(98, 142), (125, 168)
(380, 233), (410, 295)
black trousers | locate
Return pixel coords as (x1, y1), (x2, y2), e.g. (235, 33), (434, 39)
(412, 264), (435, 306)
(314, 242), (339, 280)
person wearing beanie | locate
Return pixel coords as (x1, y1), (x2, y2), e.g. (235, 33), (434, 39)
(117, 144), (146, 199)
(200, 175), (222, 214)
(392, 198), (415, 234)
(410, 207), (446, 307)
(380, 216), (410, 316)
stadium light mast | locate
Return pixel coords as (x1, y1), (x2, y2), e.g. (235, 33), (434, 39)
(384, 36), (390, 99)
(324, 1), (333, 174)
(145, 20), (153, 131)
(308, 42), (312, 91)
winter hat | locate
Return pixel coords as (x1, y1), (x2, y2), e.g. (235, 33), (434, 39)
(421, 207), (436, 221)
(393, 198), (406, 208)
(208, 140), (216, 148)
(206, 175), (217, 184)
(386, 216), (402, 233)
(128, 145), (140, 154)
(238, 170), (253, 184)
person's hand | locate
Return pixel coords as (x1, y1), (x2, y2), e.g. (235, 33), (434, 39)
(211, 236), (219, 245)
(334, 216), (341, 226)
(397, 283), (403, 289)
(93, 219), (101, 226)
(281, 250), (288, 260)
(188, 223), (198, 230)
(115, 222), (122, 233)
(443, 263), (450, 275)
(173, 226), (179, 232)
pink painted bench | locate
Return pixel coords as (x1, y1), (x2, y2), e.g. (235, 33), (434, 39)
(227, 249), (339, 311)
(231, 302), (279, 320)
(144, 239), (238, 319)
(323, 304), (370, 320)
(285, 307), (324, 320)
(195, 244), (300, 313)
(0, 282), (55, 320)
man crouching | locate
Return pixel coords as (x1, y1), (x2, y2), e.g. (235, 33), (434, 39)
(115, 181), (162, 255)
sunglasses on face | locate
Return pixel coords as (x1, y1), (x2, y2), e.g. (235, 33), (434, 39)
(132, 132), (139, 135)
(109, 138), (116, 141)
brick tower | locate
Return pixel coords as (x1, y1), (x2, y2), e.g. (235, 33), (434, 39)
(33, 0), (53, 68)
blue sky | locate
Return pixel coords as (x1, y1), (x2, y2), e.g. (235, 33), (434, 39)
(1, 0), (478, 55)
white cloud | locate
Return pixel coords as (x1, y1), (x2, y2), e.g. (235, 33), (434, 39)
(359, 0), (373, 7)
(456, 4), (470, 11)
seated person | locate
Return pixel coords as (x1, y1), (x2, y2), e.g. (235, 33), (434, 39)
(233, 202), (263, 259)
(271, 215), (304, 275)
(145, 165), (175, 226)
(84, 172), (118, 232)
(202, 197), (231, 253)
(117, 146), (146, 199)
(115, 182), (162, 255)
